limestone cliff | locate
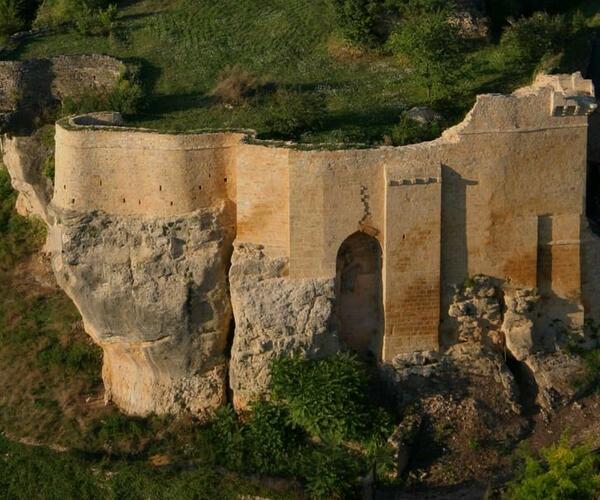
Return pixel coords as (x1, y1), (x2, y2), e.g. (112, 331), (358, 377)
(46, 202), (234, 417)
(1, 132), (53, 222)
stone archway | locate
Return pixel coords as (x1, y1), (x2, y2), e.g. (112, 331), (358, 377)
(335, 231), (384, 361)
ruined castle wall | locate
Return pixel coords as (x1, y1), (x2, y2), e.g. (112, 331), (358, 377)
(53, 122), (245, 217)
(287, 149), (386, 279)
(235, 143), (290, 258)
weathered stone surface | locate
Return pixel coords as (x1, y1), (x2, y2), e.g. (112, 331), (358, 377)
(229, 243), (339, 409)
(406, 106), (442, 125)
(387, 412), (422, 479)
(502, 287), (540, 361)
(523, 351), (587, 413)
(1, 131), (53, 221)
(46, 201), (234, 418)
(448, 275), (502, 348)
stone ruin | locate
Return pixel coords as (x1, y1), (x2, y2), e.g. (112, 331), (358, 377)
(2, 56), (600, 419)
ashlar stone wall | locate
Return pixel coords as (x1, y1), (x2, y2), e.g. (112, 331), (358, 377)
(49, 72), (600, 413)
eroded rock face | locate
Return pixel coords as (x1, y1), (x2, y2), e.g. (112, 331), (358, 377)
(229, 243), (339, 409)
(47, 201), (235, 418)
(502, 287), (540, 361)
(1, 132), (53, 222)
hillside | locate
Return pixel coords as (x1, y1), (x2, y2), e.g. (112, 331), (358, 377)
(5, 0), (597, 144)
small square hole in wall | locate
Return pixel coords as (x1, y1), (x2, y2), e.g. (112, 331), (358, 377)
(198, 185), (202, 190)
(170, 201), (173, 206)
(71, 198), (75, 204)
(224, 177), (227, 183)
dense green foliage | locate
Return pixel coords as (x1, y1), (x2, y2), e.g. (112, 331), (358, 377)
(0, 166), (46, 270)
(387, 3), (466, 102)
(205, 354), (397, 498)
(499, 12), (580, 69)
(270, 353), (393, 443)
(330, 0), (381, 46)
(506, 437), (600, 500)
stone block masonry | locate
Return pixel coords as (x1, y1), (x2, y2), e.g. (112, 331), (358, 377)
(45, 71), (600, 414)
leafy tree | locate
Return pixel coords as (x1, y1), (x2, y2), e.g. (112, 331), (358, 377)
(507, 437), (600, 500)
(387, 4), (466, 102)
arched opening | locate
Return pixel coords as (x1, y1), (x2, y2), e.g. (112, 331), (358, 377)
(335, 231), (384, 361)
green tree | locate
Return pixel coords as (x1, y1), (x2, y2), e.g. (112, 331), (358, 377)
(387, 4), (466, 102)
(507, 437), (600, 500)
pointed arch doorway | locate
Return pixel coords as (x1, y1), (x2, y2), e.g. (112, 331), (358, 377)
(335, 231), (384, 361)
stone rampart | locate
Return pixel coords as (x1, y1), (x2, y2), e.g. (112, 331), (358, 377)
(51, 72), (598, 371)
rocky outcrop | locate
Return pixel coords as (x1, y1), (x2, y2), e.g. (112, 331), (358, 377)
(46, 201), (235, 418)
(502, 287), (540, 361)
(1, 131), (53, 221)
(228, 243), (339, 409)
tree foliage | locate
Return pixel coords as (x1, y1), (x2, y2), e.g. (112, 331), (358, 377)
(507, 437), (600, 500)
(387, 3), (466, 101)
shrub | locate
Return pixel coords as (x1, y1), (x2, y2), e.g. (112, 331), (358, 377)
(0, 0), (24, 42)
(506, 436), (600, 500)
(389, 112), (442, 146)
(499, 12), (573, 68)
(387, 4), (466, 102)
(300, 445), (363, 499)
(262, 89), (326, 139)
(331, 0), (381, 47)
(74, 2), (116, 36)
(243, 400), (305, 475)
(270, 353), (393, 443)
(210, 65), (263, 106)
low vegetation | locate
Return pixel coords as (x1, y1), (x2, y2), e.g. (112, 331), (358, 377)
(506, 437), (600, 500)
(2, 0), (596, 145)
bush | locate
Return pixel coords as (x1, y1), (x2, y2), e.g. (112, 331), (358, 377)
(73, 2), (116, 36)
(331, 0), (382, 47)
(262, 89), (326, 139)
(270, 353), (393, 443)
(507, 436), (600, 500)
(0, 0), (24, 42)
(388, 112), (442, 145)
(243, 400), (306, 475)
(499, 12), (573, 68)
(387, 4), (466, 102)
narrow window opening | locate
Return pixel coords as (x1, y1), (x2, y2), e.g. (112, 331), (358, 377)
(71, 198), (75, 204)
(159, 185), (162, 191)
(122, 198), (126, 203)
(170, 201), (173, 206)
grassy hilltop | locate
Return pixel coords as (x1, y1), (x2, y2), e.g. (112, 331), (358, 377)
(7, 0), (599, 144)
